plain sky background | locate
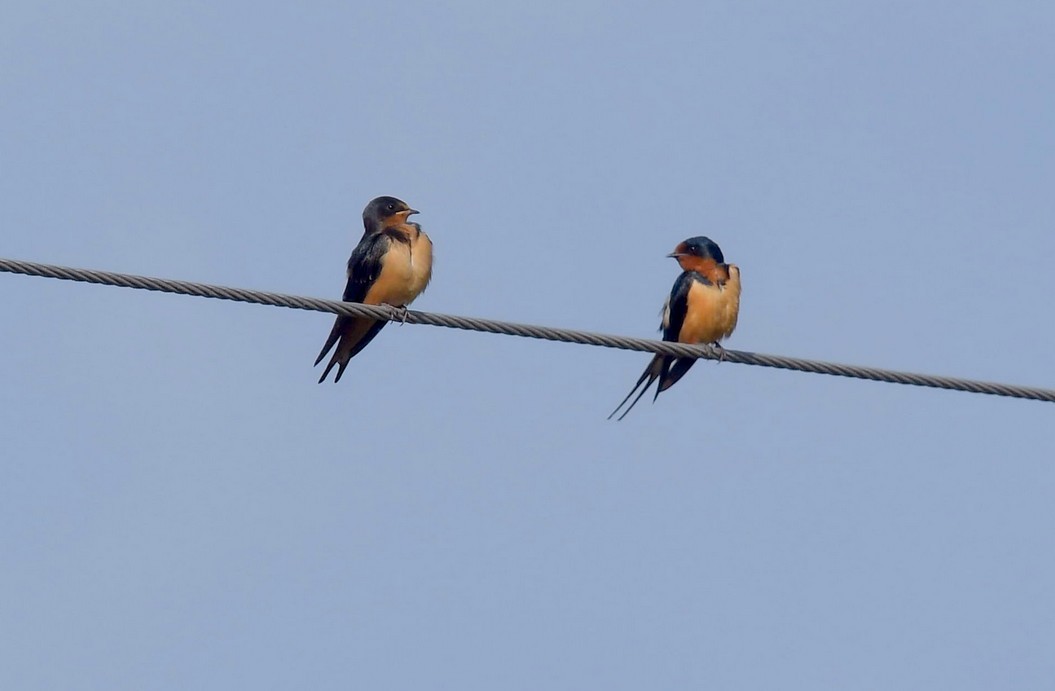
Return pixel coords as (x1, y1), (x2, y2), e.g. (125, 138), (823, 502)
(3, 2), (1054, 689)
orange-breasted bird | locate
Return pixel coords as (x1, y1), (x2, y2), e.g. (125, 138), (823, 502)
(609, 236), (741, 419)
(315, 196), (433, 383)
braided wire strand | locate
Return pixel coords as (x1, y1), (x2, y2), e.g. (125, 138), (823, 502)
(2, 256), (1053, 404)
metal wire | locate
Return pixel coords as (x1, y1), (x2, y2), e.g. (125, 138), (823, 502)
(2, 256), (1053, 404)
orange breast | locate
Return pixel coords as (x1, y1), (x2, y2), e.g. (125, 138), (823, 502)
(362, 228), (433, 308)
(678, 268), (741, 344)
(407, 230), (433, 297)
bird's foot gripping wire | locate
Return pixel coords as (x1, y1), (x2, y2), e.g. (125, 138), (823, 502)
(712, 342), (726, 363)
(384, 304), (410, 325)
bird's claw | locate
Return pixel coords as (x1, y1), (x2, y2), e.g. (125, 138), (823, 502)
(712, 342), (726, 363)
(392, 304), (409, 325)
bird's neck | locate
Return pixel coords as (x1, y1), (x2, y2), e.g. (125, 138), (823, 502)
(679, 257), (728, 285)
(382, 222), (420, 240)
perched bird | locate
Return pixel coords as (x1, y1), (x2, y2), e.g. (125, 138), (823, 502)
(315, 196), (433, 383)
(609, 236), (741, 419)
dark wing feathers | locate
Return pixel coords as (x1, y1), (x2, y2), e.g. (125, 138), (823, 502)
(657, 271), (702, 393)
(342, 233), (391, 303)
(658, 357), (695, 392)
(662, 271), (695, 341)
(608, 354), (671, 420)
(609, 271), (708, 418)
(313, 233), (393, 374)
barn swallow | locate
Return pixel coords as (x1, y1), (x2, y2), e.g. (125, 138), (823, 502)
(609, 236), (741, 420)
(314, 196), (433, 383)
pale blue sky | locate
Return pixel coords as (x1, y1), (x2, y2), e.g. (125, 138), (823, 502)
(2, 2), (1054, 689)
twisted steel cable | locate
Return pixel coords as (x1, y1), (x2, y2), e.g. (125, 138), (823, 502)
(2, 256), (1053, 404)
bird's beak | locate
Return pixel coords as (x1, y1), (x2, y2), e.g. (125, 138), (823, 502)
(667, 252), (684, 259)
(406, 209), (420, 216)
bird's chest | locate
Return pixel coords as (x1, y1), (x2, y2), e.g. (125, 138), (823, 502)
(375, 231), (432, 305)
(679, 280), (738, 344)
(407, 231), (433, 295)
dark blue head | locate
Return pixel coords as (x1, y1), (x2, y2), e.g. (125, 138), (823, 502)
(668, 236), (724, 263)
(363, 196), (419, 232)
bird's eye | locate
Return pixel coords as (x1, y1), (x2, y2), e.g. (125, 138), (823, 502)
(386, 203), (395, 211)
